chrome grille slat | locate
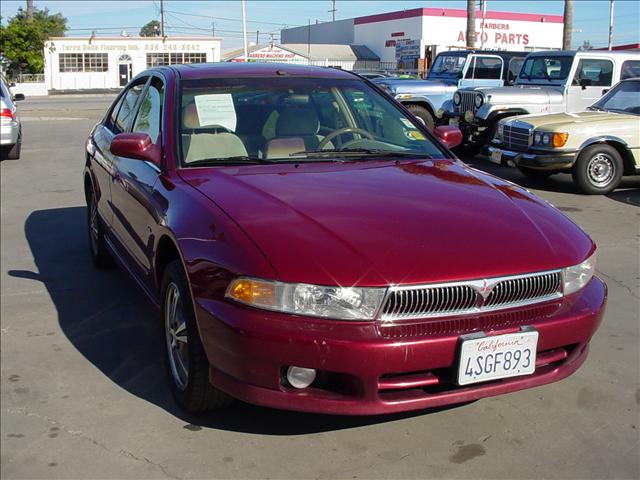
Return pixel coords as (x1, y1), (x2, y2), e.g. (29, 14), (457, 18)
(380, 270), (563, 321)
(502, 124), (532, 152)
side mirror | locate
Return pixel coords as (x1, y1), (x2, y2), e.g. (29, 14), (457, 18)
(433, 125), (463, 149)
(13, 93), (25, 101)
(110, 132), (160, 166)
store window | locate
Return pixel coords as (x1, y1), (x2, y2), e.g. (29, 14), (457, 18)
(59, 53), (108, 73)
(146, 52), (207, 67)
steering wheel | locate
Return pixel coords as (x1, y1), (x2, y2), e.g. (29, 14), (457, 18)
(316, 127), (375, 150)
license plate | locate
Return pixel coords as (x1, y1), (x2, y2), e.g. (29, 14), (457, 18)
(449, 118), (459, 126)
(489, 149), (502, 165)
(457, 330), (538, 386)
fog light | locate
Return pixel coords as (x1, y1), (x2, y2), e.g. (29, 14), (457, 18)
(464, 110), (474, 122)
(286, 366), (317, 389)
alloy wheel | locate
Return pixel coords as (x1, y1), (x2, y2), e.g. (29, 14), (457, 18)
(165, 283), (189, 390)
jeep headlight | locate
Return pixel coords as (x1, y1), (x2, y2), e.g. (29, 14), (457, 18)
(226, 277), (386, 320)
(474, 94), (484, 108)
(562, 253), (596, 295)
(453, 92), (461, 106)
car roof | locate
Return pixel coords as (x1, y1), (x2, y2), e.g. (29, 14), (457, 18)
(525, 49), (640, 59)
(167, 62), (359, 81)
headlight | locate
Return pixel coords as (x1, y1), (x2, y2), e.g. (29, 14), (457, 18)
(226, 277), (386, 320)
(562, 252), (596, 295)
(496, 123), (504, 140)
(474, 94), (484, 108)
(533, 131), (569, 148)
(453, 92), (461, 106)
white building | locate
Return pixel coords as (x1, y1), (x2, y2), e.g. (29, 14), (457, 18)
(282, 7), (563, 68)
(223, 43), (379, 70)
(43, 36), (222, 91)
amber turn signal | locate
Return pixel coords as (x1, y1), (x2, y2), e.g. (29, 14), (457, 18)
(552, 132), (569, 148)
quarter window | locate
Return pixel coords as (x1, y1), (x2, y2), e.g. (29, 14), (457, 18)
(114, 81), (146, 134)
(572, 58), (614, 87)
(621, 60), (640, 80)
(132, 78), (164, 144)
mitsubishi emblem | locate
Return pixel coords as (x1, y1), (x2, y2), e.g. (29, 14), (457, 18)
(477, 279), (493, 300)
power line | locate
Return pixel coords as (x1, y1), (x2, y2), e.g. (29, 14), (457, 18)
(163, 8), (300, 27)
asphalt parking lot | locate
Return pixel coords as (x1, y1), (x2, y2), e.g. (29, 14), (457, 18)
(1, 95), (639, 480)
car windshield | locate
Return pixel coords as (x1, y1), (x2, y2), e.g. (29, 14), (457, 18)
(589, 79), (640, 115)
(179, 77), (443, 166)
(518, 56), (573, 83)
(428, 54), (467, 77)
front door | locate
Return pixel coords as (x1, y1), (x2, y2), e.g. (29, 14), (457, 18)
(566, 57), (614, 112)
(118, 63), (132, 87)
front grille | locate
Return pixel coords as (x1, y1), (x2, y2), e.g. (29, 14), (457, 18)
(456, 91), (477, 114)
(502, 124), (531, 151)
(485, 271), (561, 307)
(379, 270), (563, 321)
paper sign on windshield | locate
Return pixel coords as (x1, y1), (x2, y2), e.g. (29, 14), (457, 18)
(194, 94), (237, 130)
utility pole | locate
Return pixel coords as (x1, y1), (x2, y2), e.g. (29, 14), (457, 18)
(466, 0), (476, 49)
(479, 0), (487, 49)
(26, 0), (33, 19)
(256, 30), (259, 45)
(212, 22), (215, 37)
(329, 0), (337, 22)
(160, 0), (165, 37)
(241, 0), (248, 61)
(562, 0), (573, 50)
(608, 0), (615, 51)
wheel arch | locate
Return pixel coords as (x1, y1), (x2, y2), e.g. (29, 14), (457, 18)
(578, 137), (636, 175)
(402, 100), (435, 115)
(155, 234), (183, 294)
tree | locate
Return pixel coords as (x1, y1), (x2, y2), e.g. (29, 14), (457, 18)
(465, 0), (476, 49)
(562, 0), (573, 50)
(0, 7), (67, 74)
(140, 20), (161, 37)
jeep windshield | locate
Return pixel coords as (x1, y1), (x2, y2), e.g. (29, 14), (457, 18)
(179, 76), (445, 166)
(517, 56), (574, 85)
(427, 53), (467, 80)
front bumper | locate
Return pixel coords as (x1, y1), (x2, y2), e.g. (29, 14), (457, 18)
(195, 277), (606, 415)
(487, 144), (577, 170)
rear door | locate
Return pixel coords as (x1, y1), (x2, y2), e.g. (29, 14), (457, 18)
(110, 76), (164, 284)
(458, 55), (504, 89)
(566, 57), (614, 112)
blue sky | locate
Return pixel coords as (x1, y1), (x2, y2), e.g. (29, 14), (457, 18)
(1, 0), (638, 51)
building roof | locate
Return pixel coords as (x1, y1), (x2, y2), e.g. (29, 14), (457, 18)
(223, 43), (379, 61)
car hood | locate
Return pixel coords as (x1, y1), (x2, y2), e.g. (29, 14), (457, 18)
(472, 85), (565, 105)
(179, 160), (592, 287)
(512, 110), (639, 130)
(376, 78), (455, 94)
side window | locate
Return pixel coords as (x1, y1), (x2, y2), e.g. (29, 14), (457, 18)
(507, 57), (525, 84)
(105, 94), (125, 133)
(621, 60), (640, 80)
(572, 59), (614, 87)
(132, 78), (164, 144)
(114, 80), (147, 134)
(465, 57), (502, 80)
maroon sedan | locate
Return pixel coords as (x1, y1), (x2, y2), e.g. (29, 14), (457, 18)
(84, 63), (606, 415)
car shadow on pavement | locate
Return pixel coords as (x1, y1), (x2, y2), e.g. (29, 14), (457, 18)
(9, 207), (465, 435)
(465, 157), (640, 205)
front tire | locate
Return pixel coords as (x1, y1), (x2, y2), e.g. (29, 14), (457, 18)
(572, 144), (623, 194)
(87, 189), (113, 269)
(406, 105), (435, 131)
(161, 260), (233, 412)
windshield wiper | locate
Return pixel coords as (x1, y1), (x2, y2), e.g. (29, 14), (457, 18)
(186, 156), (272, 166)
(291, 148), (431, 159)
